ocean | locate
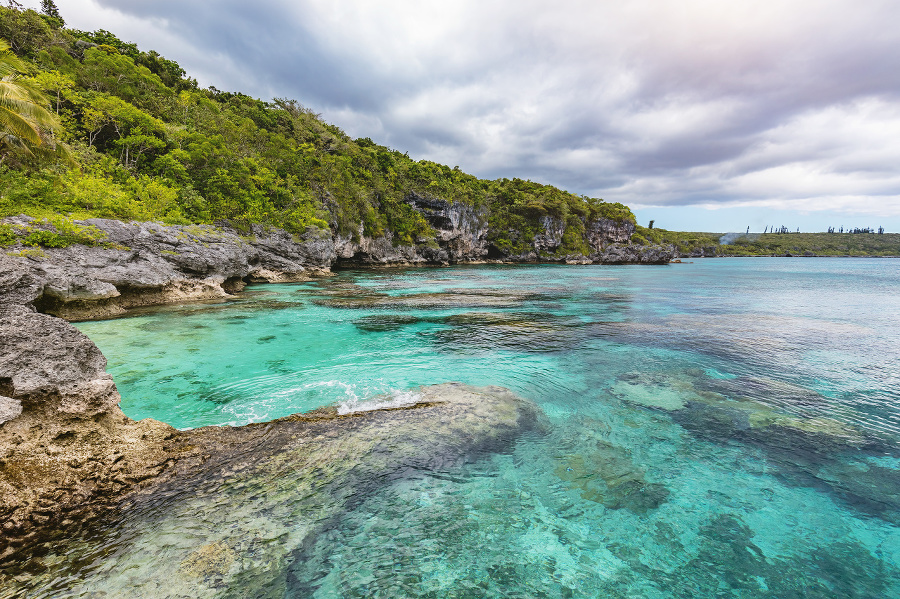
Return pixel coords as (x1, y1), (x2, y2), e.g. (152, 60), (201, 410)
(18, 258), (900, 597)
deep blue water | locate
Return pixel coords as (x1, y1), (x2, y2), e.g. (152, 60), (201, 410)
(22, 259), (900, 597)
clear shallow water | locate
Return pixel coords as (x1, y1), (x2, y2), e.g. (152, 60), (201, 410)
(18, 259), (900, 596)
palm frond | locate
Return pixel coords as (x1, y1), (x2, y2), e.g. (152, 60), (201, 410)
(0, 132), (36, 157)
(0, 89), (58, 129)
(0, 106), (42, 145)
(0, 38), (61, 156)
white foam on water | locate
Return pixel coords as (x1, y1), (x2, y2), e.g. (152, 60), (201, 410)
(337, 389), (423, 415)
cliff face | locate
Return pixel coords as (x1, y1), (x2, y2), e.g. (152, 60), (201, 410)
(333, 194), (670, 265)
(407, 192), (491, 262)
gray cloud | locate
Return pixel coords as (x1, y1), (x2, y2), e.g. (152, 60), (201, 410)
(30, 0), (900, 225)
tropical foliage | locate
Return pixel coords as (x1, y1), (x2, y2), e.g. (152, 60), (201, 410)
(0, 4), (634, 252)
(0, 37), (62, 164)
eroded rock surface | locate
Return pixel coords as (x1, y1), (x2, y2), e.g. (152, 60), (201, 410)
(0, 305), (182, 561)
(0, 218), (336, 319)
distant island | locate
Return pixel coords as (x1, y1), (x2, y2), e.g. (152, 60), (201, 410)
(636, 228), (900, 257)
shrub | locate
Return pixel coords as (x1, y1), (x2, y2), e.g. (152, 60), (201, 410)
(0, 223), (17, 246)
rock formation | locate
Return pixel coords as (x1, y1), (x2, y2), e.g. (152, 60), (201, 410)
(0, 216), (336, 319)
(0, 305), (183, 562)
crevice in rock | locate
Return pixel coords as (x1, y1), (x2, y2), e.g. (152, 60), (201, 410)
(222, 276), (246, 294)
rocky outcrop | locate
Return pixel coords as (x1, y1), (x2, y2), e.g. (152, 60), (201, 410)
(682, 245), (721, 258)
(531, 216), (567, 254)
(329, 193), (489, 266)
(490, 213), (673, 264)
(0, 305), (184, 561)
(0, 217), (335, 320)
(330, 194), (670, 266)
(587, 217), (635, 246)
(333, 226), (436, 266)
(406, 192), (490, 262)
(595, 242), (679, 264)
(0, 306), (542, 574)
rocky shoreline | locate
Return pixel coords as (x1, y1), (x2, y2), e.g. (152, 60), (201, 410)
(1, 198), (673, 320)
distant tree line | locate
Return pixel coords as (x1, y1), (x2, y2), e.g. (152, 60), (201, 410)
(762, 226), (886, 234)
(826, 226), (884, 234)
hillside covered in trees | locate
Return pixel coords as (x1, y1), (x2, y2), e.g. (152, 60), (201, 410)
(0, 3), (634, 256)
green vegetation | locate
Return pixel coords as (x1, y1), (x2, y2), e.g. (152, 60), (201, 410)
(0, 214), (108, 248)
(633, 227), (721, 254)
(636, 226), (900, 257)
(0, 4), (633, 252)
(718, 232), (900, 257)
(0, 37), (65, 162)
(488, 179), (631, 255)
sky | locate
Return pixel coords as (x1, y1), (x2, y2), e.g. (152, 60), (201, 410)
(23, 0), (900, 232)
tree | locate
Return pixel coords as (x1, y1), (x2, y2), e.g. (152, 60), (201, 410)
(0, 37), (61, 162)
(0, 6), (54, 55)
(30, 69), (74, 115)
(39, 0), (64, 28)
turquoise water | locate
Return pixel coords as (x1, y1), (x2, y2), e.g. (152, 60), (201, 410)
(27, 260), (900, 595)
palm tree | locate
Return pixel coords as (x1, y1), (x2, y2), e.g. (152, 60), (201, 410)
(0, 38), (61, 161)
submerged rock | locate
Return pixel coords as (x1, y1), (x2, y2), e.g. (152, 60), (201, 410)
(554, 441), (671, 514)
(610, 370), (866, 447)
(700, 375), (827, 407)
(609, 313), (875, 368)
(607, 368), (900, 522)
(609, 371), (721, 411)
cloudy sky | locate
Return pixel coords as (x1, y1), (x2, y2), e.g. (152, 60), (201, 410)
(26, 0), (900, 231)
